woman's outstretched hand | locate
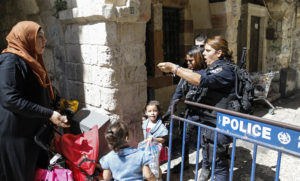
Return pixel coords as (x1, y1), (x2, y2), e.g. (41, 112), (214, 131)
(157, 62), (176, 73)
(49, 111), (70, 128)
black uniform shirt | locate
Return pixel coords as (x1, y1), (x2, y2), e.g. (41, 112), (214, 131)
(196, 59), (235, 94)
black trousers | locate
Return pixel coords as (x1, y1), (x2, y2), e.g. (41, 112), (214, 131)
(201, 127), (232, 181)
(182, 114), (201, 162)
(0, 138), (41, 181)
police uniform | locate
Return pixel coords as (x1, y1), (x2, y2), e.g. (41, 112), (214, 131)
(168, 78), (206, 168)
(195, 59), (236, 181)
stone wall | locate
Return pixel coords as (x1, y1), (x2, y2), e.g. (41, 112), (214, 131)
(57, 0), (151, 145)
(0, 0), (40, 54)
(194, 0), (241, 62)
(0, 0), (151, 145)
(264, 1), (296, 72)
(292, 3), (300, 89)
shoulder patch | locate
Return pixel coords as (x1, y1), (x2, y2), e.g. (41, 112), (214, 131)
(210, 67), (223, 74)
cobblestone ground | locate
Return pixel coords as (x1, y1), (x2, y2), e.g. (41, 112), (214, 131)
(161, 90), (300, 181)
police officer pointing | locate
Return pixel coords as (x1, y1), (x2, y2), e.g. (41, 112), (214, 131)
(158, 36), (236, 181)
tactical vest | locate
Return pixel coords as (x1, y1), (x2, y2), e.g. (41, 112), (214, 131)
(184, 62), (237, 125)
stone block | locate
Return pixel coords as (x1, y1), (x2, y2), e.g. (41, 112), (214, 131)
(17, 0), (39, 15)
(43, 48), (55, 74)
(67, 80), (85, 102)
(83, 83), (102, 107)
(120, 44), (145, 66)
(118, 23), (146, 45)
(64, 24), (80, 44)
(79, 22), (117, 45)
(97, 46), (123, 67)
(65, 62), (83, 82)
(66, 45), (82, 64)
(116, 0), (127, 6)
(102, 4), (118, 20)
(137, 0), (151, 22)
(117, 84), (145, 113)
(82, 65), (122, 87)
(210, 1), (227, 15)
(116, 6), (138, 23)
(123, 65), (147, 84)
(152, 3), (162, 31)
(75, 0), (104, 10)
(80, 45), (98, 65)
(105, 0), (115, 4)
(53, 45), (67, 71)
(58, 9), (75, 22)
(99, 87), (118, 111)
(59, 2), (117, 22)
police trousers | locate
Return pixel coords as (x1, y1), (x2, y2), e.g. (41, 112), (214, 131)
(201, 126), (232, 181)
(182, 114), (201, 162)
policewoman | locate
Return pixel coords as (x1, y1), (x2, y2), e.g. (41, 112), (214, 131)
(157, 36), (236, 181)
(166, 46), (207, 173)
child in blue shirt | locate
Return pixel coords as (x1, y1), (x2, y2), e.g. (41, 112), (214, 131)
(142, 100), (169, 180)
(100, 121), (155, 181)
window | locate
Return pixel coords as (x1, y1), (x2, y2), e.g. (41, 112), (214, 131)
(163, 7), (180, 65)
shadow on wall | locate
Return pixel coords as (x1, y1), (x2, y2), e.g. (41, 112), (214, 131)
(0, 0), (86, 107)
(35, 0), (87, 109)
(0, 0), (25, 51)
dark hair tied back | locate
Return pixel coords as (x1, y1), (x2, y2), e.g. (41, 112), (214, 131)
(207, 36), (233, 62)
(105, 121), (129, 152)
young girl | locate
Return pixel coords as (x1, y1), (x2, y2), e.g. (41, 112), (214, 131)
(99, 121), (155, 181)
(142, 100), (169, 180)
(143, 100), (168, 144)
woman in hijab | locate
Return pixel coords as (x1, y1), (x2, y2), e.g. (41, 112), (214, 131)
(0, 21), (69, 181)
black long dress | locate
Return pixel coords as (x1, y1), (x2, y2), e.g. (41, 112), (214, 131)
(0, 53), (54, 181)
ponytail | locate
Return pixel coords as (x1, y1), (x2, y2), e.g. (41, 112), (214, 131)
(105, 121), (129, 152)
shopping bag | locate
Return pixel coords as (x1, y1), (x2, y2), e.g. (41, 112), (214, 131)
(159, 146), (169, 163)
(138, 140), (161, 178)
(34, 167), (73, 181)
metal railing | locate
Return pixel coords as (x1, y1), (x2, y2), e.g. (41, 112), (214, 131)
(166, 99), (300, 181)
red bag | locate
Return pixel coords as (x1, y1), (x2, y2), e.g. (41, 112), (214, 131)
(34, 167), (73, 181)
(159, 146), (169, 163)
(55, 126), (99, 181)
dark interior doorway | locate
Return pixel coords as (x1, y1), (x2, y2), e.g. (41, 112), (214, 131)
(163, 7), (180, 65)
(249, 16), (261, 72)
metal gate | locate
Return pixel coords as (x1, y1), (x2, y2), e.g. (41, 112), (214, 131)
(166, 99), (300, 181)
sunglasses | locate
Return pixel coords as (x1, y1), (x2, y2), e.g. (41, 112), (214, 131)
(186, 59), (194, 63)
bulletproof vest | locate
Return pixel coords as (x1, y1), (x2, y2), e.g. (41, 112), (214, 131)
(184, 63), (236, 124)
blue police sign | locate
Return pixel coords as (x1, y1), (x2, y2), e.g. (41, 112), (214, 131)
(217, 112), (300, 154)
